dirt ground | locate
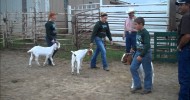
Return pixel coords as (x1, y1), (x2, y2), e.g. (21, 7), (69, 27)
(0, 50), (179, 100)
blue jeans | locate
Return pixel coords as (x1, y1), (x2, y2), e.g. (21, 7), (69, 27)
(130, 50), (152, 90)
(45, 36), (57, 65)
(125, 31), (136, 53)
(178, 45), (190, 100)
(91, 37), (108, 68)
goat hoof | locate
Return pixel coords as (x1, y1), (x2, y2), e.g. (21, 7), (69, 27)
(28, 65), (32, 67)
(71, 72), (74, 75)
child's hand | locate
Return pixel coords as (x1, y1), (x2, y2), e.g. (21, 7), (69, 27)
(137, 56), (142, 62)
(90, 43), (93, 48)
(110, 41), (113, 45)
(130, 48), (135, 53)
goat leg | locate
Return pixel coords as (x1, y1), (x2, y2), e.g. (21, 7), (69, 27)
(50, 57), (55, 66)
(131, 79), (135, 89)
(43, 56), (48, 66)
(35, 56), (41, 66)
(71, 61), (75, 75)
(29, 53), (33, 66)
(77, 61), (80, 75)
(80, 59), (83, 70)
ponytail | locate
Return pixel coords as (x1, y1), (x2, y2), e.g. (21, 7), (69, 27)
(48, 12), (56, 21)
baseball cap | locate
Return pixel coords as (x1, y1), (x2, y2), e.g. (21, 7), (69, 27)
(176, 0), (190, 5)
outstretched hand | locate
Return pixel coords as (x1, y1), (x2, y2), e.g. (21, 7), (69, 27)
(110, 41), (113, 45)
(130, 48), (135, 53)
(90, 43), (93, 48)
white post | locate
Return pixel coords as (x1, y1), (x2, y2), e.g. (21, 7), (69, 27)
(166, 0), (170, 31)
(45, 0), (50, 12)
(68, 5), (72, 33)
(100, 0), (102, 6)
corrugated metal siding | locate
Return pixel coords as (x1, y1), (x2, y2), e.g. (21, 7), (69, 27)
(0, 0), (49, 13)
(0, 0), (22, 13)
(69, 0), (99, 7)
(27, 0), (49, 12)
(0, 0), (50, 36)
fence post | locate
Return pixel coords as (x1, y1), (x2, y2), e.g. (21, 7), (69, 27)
(5, 13), (8, 48)
(33, 8), (37, 45)
(68, 5), (72, 34)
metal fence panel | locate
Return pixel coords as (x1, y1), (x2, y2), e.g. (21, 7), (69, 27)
(154, 32), (178, 62)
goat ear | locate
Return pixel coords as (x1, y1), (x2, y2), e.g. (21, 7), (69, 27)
(58, 42), (60, 49)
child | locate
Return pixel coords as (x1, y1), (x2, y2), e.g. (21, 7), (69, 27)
(45, 12), (57, 65)
(90, 12), (113, 71)
(130, 17), (152, 94)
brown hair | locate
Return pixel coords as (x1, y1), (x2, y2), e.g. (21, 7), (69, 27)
(100, 12), (108, 17)
(134, 17), (145, 26)
(48, 12), (56, 20)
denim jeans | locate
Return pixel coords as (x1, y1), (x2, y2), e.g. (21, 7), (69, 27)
(91, 37), (108, 68)
(125, 31), (136, 53)
(130, 50), (152, 90)
(45, 36), (57, 65)
(178, 45), (190, 100)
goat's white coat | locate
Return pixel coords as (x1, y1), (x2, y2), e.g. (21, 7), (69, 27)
(131, 62), (154, 89)
(71, 49), (88, 74)
(27, 42), (60, 66)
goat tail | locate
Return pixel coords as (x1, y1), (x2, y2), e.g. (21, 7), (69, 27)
(71, 51), (76, 56)
(27, 48), (33, 53)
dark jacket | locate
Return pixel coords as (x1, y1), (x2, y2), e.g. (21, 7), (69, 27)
(91, 21), (112, 43)
(45, 21), (57, 41)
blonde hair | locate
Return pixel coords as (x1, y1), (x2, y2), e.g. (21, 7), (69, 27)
(100, 12), (108, 17)
(48, 12), (56, 21)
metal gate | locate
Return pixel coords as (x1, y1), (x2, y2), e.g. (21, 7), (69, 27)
(154, 32), (178, 62)
(0, 11), (74, 50)
(72, 3), (100, 49)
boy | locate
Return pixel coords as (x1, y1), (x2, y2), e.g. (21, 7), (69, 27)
(130, 17), (153, 94)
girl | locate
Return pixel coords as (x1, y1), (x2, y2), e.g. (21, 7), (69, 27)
(90, 12), (113, 71)
(45, 12), (58, 65)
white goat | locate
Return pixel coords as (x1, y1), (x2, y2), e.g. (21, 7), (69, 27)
(131, 62), (154, 89)
(71, 49), (93, 75)
(27, 42), (60, 66)
(121, 53), (154, 89)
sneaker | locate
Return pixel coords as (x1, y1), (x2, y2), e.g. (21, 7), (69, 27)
(103, 67), (110, 71)
(130, 87), (142, 93)
(141, 90), (152, 94)
(90, 66), (99, 69)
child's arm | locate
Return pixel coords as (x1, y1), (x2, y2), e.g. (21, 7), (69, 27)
(106, 22), (113, 42)
(139, 31), (151, 57)
(90, 22), (99, 43)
